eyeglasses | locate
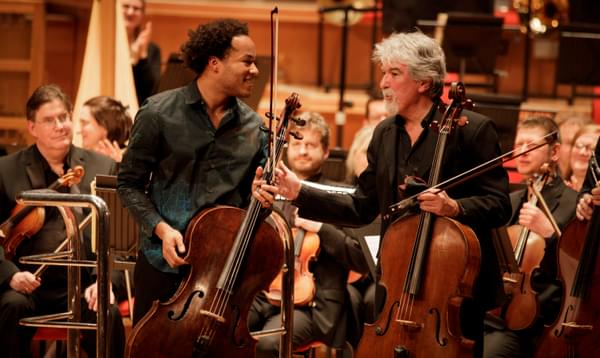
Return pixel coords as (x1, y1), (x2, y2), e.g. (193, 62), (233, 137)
(573, 142), (595, 153)
(36, 113), (71, 128)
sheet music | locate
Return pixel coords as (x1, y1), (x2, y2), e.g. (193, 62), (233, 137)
(301, 180), (356, 194)
(364, 235), (380, 265)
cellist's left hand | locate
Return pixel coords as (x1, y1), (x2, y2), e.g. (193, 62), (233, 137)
(417, 189), (460, 218)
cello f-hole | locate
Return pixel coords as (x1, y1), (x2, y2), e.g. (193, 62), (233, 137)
(376, 300), (400, 336)
(429, 307), (448, 347)
(167, 290), (206, 321)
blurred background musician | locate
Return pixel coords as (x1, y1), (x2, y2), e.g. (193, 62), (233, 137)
(555, 112), (591, 180)
(122, 0), (161, 105)
(79, 95), (133, 163)
(563, 124), (600, 192)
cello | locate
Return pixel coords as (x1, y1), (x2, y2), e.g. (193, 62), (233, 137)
(535, 152), (600, 358)
(355, 83), (480, 357)
(125, 93), (302, 358)
(0, 165), (84, 259)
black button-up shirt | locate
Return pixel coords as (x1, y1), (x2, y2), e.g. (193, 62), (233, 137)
(118, 82), (269, 273)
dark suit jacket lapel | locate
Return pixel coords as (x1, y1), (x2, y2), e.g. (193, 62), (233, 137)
(541, 178), (563, 214)
(24, 146), (46, 189)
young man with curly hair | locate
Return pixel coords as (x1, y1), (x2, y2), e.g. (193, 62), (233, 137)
(117, 19), (268, 325)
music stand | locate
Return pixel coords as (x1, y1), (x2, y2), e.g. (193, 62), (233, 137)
(441, 12), (504, 91)
(554, 22), (600, 104)
(469, 92), (521, 154)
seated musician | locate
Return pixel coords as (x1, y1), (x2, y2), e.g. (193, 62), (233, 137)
(248, 111), (369, 356)
(563, 124), (600, 192)
(0, 84), (125, 358)
(484, 116), (578, 357)
(576, 136), (600, 222)
(254, 30), (511, 357)
(79, 95), (133, 163)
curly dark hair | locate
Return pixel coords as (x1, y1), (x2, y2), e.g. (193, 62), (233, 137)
(180, 19), (249, 75)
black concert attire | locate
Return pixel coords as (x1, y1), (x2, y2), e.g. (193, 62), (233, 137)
(0, 145), (124, 358)
(484, 176), (578, 357)
(579, 137), (600, 198)
(117, 81), (269, 324)
(133, 42), (161, 106)
(248, 173), (370, 357)
(291, 105), (512, 356)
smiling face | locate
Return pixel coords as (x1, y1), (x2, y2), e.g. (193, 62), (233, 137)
(27, 99), (73, 155)
(79, 105), (108, 150)
(215, 35), (259, 99)
(570, 132), (600, 178)
(287, 128), (329, 180)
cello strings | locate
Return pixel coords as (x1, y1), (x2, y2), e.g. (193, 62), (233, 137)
(196, 110), (290, 350)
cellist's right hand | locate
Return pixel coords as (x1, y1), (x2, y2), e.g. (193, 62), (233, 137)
(155, 221), (187, 268)
(10, 271), (40, 294)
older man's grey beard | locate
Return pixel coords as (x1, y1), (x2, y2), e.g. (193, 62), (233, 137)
(382, 90), (398, 115)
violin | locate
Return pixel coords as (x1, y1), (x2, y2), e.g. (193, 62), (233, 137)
(0, 165), (84, 259)
(355, 83), (479, 357)
(535, 152), (600, 358)
(496, 165), (553, 331)
(266, 227), (319, 306)
(125, 93), (302, 358)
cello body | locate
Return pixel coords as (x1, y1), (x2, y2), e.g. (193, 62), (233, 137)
(125, 206), (284, 358)
(355, 215), (480, 357)
(535, 218), (600, 358)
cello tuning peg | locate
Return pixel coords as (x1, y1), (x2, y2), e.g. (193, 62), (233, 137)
(290, 131), (303, 140)
(463, 99), (474, 110)
(292, 116), (306, 126)
(457, 116), (469, 127)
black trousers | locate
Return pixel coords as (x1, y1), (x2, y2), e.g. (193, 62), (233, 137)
(132, 251), (183, 325)
(247, 293), (315, 358)
(0, 286), (125, 358)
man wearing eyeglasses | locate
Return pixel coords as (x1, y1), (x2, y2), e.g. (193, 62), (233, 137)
(0, 84), (125, 357)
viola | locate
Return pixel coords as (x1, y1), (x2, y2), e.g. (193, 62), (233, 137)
(125, 93), (302, 358)
(355, 83), (479, 357)
(266, 227), (319, 306)
(0, 165), (84, 259)
(535, 152), (600, 358)
(496, 166), (553, 330)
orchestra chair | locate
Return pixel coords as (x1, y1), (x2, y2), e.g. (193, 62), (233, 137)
(32, 327), (68, 358)
(31, 300), (132, 358)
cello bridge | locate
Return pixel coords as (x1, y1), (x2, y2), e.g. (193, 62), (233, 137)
(200, 310), (226, 323)
(561, 322), (593, 330)
(396, 319), (423, 331)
